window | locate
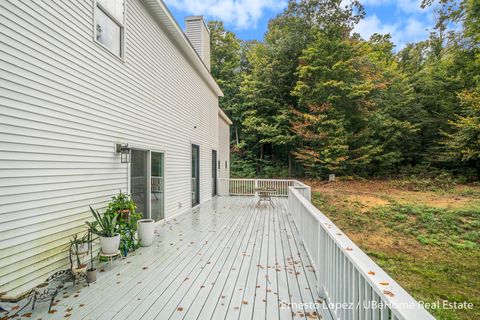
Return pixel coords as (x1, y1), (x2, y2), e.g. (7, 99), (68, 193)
(225, 161), (228, 169)
(95, 0), (125, 58)
(218, 160), (220, 170)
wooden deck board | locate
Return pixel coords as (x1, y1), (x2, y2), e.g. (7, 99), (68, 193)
(19, 197), (332, 320)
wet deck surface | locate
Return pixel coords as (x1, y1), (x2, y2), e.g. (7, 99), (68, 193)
(1, 196), (332, 320)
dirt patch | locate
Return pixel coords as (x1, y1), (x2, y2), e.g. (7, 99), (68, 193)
(344, 194), (390, 213)
(308, 179), (479, 210)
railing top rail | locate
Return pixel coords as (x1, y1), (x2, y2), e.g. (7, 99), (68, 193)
(289, 186), (435, 320)
(218, 178), (296, 182)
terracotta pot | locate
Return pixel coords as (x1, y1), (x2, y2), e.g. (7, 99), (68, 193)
(72, 264), (87, 274)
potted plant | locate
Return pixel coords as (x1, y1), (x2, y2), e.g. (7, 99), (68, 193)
(137, 218), (155, 246)
(105, 191), (142, 255)
(86, 206), (119, 254)
(86, 230), (96, 283)
(70, 236), (87, 274)
(73, 232), (89, 254)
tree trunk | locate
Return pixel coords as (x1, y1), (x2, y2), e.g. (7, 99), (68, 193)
(235, 126), (239, 145)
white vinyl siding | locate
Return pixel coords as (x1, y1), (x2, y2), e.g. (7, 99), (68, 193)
(0, 0), (219, 296)
(185, 17), (210, 70)
(218, 115), (230, 179)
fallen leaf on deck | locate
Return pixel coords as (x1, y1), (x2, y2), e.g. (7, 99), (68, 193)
(176, 307), (183, 312)
(368, 271), (375, 276)
(48, 310), (57, 314)
(383, 290), (395, 297)
(379, 282), (389, 286)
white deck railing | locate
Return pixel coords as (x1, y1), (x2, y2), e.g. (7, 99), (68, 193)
(217, 178), (296, 196)
(217, 178), (434, 320)
(288, 186), (435, 320)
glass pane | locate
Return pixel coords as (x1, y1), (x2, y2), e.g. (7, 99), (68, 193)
(97, 0), (124, 22)
(95, 6), (122, 56)
(131, 150), (147, 217)
(151, 152), (164, 221)
(192, 145), (200, 206)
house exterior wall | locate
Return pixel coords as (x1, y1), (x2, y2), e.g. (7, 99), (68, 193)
(0, 0), (225, 296)
(218, 115), (231, 179)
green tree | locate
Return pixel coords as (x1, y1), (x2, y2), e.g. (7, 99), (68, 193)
(442, 89), (480, 176)
(208, 20), (243, 144)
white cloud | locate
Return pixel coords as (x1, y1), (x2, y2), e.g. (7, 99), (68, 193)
(164, 0), (287, 29)
(355, 14), (430, 49)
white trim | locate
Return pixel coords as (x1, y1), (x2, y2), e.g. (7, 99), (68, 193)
(127, 144), (166, 222)
(218, 108), (232, 125)
(93, 0), (126, 61)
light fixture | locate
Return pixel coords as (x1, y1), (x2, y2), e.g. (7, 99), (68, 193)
(116, 143), (131, 163)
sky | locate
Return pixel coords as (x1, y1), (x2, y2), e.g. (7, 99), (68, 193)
(164, 0), (435, 50)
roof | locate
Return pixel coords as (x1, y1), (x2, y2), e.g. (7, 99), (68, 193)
(141, 0), (223, 97)
(218, 108), (233, 125)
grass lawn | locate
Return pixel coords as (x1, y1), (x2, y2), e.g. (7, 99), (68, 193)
(309, 179), (480, 320)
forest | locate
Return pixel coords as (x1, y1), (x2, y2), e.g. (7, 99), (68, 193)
(209, 0), (480, 181)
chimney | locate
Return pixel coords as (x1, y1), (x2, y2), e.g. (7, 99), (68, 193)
(185, 16), (211, 71)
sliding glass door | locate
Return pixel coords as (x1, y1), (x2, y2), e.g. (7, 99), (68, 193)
(151, 152), (164, 221)
(130, 149), (165, 222)
(130, 149), (148, 216)
(192, 144), (200, 207)
(212, 150), (217, 196)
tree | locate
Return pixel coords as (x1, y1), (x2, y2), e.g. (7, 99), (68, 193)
(208, 21), (243, 144)
(442, 88), (480, 176)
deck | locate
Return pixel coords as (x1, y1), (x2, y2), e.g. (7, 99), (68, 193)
(9, 196), (332, 320)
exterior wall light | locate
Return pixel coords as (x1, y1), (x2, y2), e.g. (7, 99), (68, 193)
(116, 143), (131, 163)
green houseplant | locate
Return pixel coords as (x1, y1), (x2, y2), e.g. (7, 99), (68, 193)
(105, 191), (142, 255)
(86, 206), (119, 254)
(69, 234), (88, 273)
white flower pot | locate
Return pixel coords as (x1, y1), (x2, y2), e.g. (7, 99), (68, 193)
(100, 234), (120, 254)
(138, 219), (155, 247)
